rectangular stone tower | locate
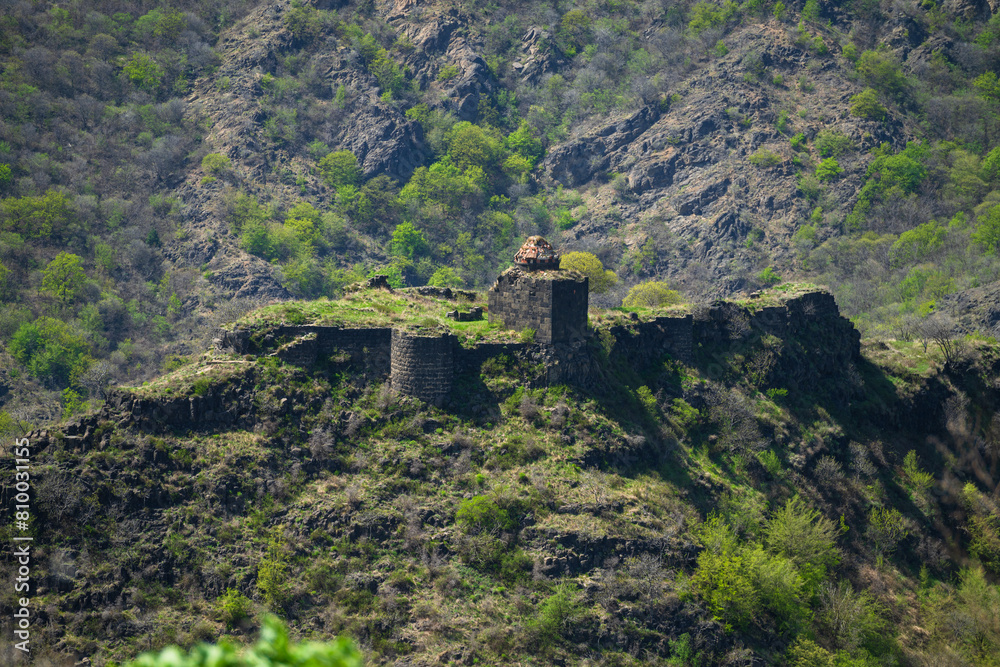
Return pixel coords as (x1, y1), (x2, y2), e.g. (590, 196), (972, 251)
(487, 267), (588, 343)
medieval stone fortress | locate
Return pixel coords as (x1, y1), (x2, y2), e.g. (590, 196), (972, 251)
(192, 236), (858, 412)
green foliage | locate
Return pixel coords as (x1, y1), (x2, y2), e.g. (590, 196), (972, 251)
(802, 0), (821, 21)
(124, 615), (361, 666)
(856, 49), (908, 101)
(217, 588), (252, 629)
(390, 222), (428, 259)
(622, 281), (683, 308)
(785, 637), (833, 666)
(849, 88), (887, 121)
(257, 531), (290, 609)
(890, 220), (946, 266)
(749, 149), (782, 167)
(284, 0), (323, 42)
(901, 450), (934, 494)
(42, 252), (86, 305)
(10, 317), (91, 386)
(757, 267), (782, 286)
(437, 64), (460, 81)
(962, 483), (1000, 574)
(867, 507), (908, 560)
(505, 120), (544, 166)
(559, 251), (617, 294)
(636, 385), (657, 413)
(688, 2), (737, 36)
(456, 496), (514, 535)
(201, 153), (231, 175)
(427, 266), (464, 288)
(973, 204), (1000, 252)
(693, 516), (810, 633)
(530, 582), (581, 645)
(1, 190), (73, 238)
(848, 143), (928, 228)
(122, 53), (164, 92)
(765, 497), (840, 591)
(815, 130), (855, 157)
(318, 151), (361, 189)
(519, 327), (536, 343)
(816, 157), (843, 182)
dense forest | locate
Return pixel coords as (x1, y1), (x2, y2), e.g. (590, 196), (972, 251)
(3, 0), (1000, 665)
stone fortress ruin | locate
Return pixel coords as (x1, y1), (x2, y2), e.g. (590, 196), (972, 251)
(203, 237), (858, 411)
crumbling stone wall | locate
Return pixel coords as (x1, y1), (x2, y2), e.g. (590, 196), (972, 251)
(608, 315), (694, 366)
(220, 326), (391, 377)
(390, 331), (456, 406)
(487, 268), (588, 343)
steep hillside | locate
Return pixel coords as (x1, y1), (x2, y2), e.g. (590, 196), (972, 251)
(3, 285), (1000, 665)
(5, 0), (1000, 418)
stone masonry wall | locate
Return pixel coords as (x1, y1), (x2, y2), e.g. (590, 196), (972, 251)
(608, 315), (694, 366)
(390, 330), (456, 406)
(487, 268), (588, 343)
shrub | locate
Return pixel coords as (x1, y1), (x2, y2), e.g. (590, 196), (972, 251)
(217, 588), (252, 629)
(765, 496), (840, 591)
(849, 88), (887, 121)
(815, 129), (855, 157)
(530, 582), (581, 645)
(757, 267), (782, 286)
(559, 251), (617, 294)
(749, 149), (782, 167)
(123, 615), (361, 666)
(201, 153), (231, 175)
(816, 157), (843, 182)
(456, 496), (514, 535)
(318, 150), (361, 188)
(622, 281), (683, 308)
(427, 267), (463, 287)
(867, 507), (908, 560)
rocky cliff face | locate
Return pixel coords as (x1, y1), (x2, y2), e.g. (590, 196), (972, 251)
(162, 3), (923, 301)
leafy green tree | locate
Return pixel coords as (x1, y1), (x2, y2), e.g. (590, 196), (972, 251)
(856, 49), (908, 101)
(1, 190), (73, 238)
(124, 615), (361, 667)
(318, 151), (361, 188)
(559, 251), (617, 294)
(135, 8), (186, 42)
(123, 53), (164, 92)
(284, 202), (321, 250)
(427, 267), (464, 287)
(974, 71), (1000, 104)
(505, 120), (544, 166)
(866, 507), (908, 561)
(765, 497), (840, 591)
(42, 252), (86, 305)
(456, 496), (514, 535)
(973, 204), (1000, 252)
(622, 281), (683, 308)
(390, 222), (429, 259)
(447, 122), (503, 173)
(890, 220), (946, 266)
(10, 317), (91, 386)
(849, 88), (887, 121)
